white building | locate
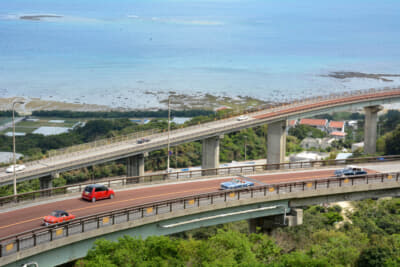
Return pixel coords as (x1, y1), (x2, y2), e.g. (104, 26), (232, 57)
(352, 142), (364, 152)
(289, 151), (329, 162)
(300, 137), (335, 150)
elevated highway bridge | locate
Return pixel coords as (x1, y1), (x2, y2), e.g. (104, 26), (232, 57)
(1, 88), (400, 189)
(1, 159), (400, 266)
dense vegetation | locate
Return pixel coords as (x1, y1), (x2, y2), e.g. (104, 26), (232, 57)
(74, 198), (400, 266)
(288, 124), (327, 140)
(0, 111), (13, 117)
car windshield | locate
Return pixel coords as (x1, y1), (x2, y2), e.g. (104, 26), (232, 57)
(51, 211), (62, 217)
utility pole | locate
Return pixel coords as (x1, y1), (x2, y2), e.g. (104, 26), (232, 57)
(244, 136), (247, 161)
(12, 100), (24, 196)
(167, 96), (171, 173)
(175, 148), (178, 169)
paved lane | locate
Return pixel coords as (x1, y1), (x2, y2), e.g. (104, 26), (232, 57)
(0, 169), (342, 238)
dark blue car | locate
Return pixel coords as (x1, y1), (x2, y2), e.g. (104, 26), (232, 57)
(334, 166), (367, 177)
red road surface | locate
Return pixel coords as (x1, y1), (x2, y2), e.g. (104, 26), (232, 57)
(0, 169), (374, 238)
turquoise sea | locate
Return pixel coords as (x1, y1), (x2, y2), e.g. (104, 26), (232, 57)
(1, 0), (400, 109)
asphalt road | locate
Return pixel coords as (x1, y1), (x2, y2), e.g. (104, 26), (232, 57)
(1, 157), (399, 240)
(0, 169), (340, 238)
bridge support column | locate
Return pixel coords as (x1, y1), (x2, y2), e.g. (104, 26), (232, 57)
(39, 176), (53, 197)
(202, 135), (222, 175)
(39, 176), (53, 190)
(287, 209), (303, 227)
(248, 215), (284, 233)
(248, 209), (303, 233)
(364, 105), (383, 154)
(267, 120), (287, 165)
(127, 154), (145, 177)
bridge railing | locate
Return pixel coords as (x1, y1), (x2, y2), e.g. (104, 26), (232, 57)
(42, 129), (160, 164)
(1, 155), (399, 207)
(1, 171), (399, 259)
(244, 87), (396, 117)
(0, 128), (161, 173)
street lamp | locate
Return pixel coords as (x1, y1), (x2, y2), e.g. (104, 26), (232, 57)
(244, 136), (247, 161)
(167, 96), (171, 173)
(12, 100), (24, 196)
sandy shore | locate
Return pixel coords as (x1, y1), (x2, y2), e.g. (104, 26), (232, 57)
(0, 97), (112, 114)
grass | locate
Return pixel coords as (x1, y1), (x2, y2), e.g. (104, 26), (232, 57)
(0, 117), (84, 135)
(0, 117), (12, 125)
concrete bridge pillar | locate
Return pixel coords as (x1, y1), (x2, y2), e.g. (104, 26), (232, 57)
(248, 209), (303, 233)
(39, 176), (53, 190)
(127, 154), (145, 177)
(39, 173), (59, 196)
(267, 120), (287, 164)
(248, 215), (285, 233)
(287, 209), (303, 227)
(202, 135), (222, 175)
(364, 105), (383, 154)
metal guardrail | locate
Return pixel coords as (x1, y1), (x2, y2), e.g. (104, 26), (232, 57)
(48, 129), (159, 157)
(1, 171), (399, 258)
(1, 155), (399, 206)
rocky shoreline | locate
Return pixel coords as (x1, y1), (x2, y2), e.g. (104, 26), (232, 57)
(19, 15), (62, 21)
(0, 93), (271, 114)
(325, 71), (400, 82)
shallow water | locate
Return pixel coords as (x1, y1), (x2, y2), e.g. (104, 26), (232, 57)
(1, 0), (400, 109)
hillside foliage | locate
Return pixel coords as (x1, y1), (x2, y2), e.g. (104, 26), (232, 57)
(75, 198), (400, 267)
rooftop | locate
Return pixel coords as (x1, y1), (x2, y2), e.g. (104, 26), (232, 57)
(329, 121), (344, 128)
(330, 131), (346, 137)
(299, 118), (327, 126)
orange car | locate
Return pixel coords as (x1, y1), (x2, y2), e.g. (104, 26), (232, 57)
(43, 210), (75, 226)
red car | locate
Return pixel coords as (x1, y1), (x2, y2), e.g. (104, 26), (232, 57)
(43, 210), (75, 226)
(82, 184), (115, 202)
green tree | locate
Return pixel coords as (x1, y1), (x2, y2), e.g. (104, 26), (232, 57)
(203, 229), (257, 266)
(309, 230), (363, 266)
(249, 233), (281, 264)
(288, 125), (326, 140)
(357, 235), (400, 267)
(276, 251), (329, 267)
(384, 125), (400, 155)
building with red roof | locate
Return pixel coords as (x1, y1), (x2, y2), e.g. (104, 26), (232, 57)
(299, 118), (328, 131)
(328, 121), (345, 133)
(215, 106), (232, 112)
(289, 120), (297, 127)
(330, 131), (347, 139)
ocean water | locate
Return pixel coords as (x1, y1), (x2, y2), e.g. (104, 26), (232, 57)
(1, 0), (400, 109)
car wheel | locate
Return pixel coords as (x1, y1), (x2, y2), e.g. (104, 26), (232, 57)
(92, 197), (96, 203)
(110, 194), (114, 199)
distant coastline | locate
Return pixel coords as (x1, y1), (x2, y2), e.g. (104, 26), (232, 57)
(325, 72), (400, 82)
(19, 15), (62, 21)
(0, 93), (270, 114)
